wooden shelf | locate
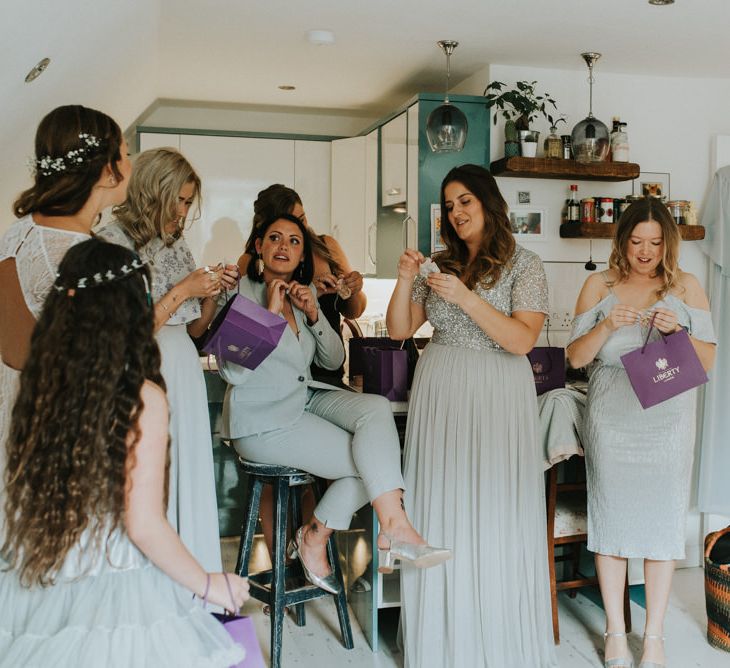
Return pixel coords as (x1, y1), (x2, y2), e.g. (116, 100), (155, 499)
(560, 222), (706, 241)
(490, 157), (640, 181)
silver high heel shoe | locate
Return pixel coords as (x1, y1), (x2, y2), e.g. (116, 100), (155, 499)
(638, 633), (665, 668)
(603, 632), (634, 668)
(286, 527), (341, 595)
(377, 533), (452, 574)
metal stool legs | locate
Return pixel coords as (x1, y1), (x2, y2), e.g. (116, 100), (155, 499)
(235, 464), (353, 668)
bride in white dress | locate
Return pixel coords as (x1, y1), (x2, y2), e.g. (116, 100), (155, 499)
(0, 105), (131, 539)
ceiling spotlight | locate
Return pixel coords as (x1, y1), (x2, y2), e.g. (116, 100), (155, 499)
(648, 0), (675, 5)
(25, 57), (50, 83)
(278, 85), (296, 91)
(306, 29), (335, 46)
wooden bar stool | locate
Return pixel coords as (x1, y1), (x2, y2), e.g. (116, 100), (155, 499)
(546, 456), (631, 644)
(235, 459), (354, 668)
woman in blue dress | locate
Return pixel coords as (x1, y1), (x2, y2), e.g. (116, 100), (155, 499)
(567, 198), (716, 668)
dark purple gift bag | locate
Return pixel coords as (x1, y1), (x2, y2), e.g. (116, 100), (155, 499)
(204, 573), (265, 668)
(362, 346), (408, 401)
(202, 292), (286, 369)
(527, 347), (566, 395)
(620, 314), (708, 409)
(349, 337), (419, 388)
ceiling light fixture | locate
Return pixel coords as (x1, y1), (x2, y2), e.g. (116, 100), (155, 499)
(571, 52), (610, 163)
(306, 29), (335, 46)
(648, 0), (674, 5)
(425, 40), (468, 153)
(278, 85), (296, 91)
(24, 57), (50, 83)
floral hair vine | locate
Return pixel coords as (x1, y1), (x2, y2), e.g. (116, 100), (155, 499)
(29, 133), (103, 177)
(54, 257), (152, 304)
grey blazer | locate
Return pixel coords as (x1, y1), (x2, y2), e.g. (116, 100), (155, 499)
(218, 277), (345, 439)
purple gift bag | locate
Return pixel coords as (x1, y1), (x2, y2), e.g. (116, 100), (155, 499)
(362, 346), (408, 401)
(202, 292), (286, 369)
(527, 346), (566, 395)
(349, 337), (419, 388)
(205, 574), (265, 668)
(620, 314), (708, 409)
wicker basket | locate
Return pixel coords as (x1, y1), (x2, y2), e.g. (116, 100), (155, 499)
(705, 526), (730, 652)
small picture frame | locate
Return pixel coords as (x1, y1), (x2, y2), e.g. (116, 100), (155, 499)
(633, 171), (671, 200)
(431, 203), (446, 252)
(517, 190), (531, 204)
(509, 207), (545, 239)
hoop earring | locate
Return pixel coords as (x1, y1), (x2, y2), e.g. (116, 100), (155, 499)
(256, 256), (265, 276)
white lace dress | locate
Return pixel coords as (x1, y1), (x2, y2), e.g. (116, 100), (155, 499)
(98, 222), (222, 573)
(0, 216), (89, 540)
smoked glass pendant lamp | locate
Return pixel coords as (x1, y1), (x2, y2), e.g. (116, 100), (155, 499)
(426, 40), (468, 153)
(571, 52), (610, 163)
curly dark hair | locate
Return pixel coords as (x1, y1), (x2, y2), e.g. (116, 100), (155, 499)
(13, 105), (124, 218)
(435, 164), (516, 290)
(2, 238), (164, 587)
(246, 213), (315, 285)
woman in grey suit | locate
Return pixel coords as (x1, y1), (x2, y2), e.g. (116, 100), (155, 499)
(219, 213), (450, 593)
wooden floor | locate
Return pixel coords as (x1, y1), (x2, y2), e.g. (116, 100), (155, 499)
(222, 540), (729, 667)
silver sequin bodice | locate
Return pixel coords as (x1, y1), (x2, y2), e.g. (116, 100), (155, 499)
(412, 245), (549, 352)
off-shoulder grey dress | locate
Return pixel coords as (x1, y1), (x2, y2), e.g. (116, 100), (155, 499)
(400, 245), (557, 668)
(568, 287), (717, 560)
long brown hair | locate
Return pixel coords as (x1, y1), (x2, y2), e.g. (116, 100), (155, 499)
(244, 184), (342, 275)
(435, 164), (516, 290)
(112, 148), (202, 248)
(2, 239), (164, 587)
(608, 197), (681, 300)
(13, 105), (124, 218)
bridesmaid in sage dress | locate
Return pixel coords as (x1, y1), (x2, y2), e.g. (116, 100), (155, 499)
(100, 147), (238, 574)
(387, 164), (557, 668)
(567, 198), (716, 668)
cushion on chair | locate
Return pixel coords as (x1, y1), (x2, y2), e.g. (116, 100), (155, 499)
(554, 494), (588, 538)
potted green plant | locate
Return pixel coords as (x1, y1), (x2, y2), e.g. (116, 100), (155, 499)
(484, 80), (560, 158)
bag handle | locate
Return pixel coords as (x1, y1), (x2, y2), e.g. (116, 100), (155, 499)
(705, 525), (730, 562)
(640, 311), (671, 354)
(201, 572), (239, 615)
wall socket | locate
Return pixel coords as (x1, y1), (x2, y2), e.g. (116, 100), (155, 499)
(545, 310), (574, 331)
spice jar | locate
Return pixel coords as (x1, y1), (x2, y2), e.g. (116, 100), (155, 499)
(581, 198), (596, 224)
(598, 197), (614, 223)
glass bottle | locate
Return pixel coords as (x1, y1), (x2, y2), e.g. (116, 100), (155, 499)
(567, 185), (580, 224)
(544, 125), (562, 159)
(611, 122), (630, 162)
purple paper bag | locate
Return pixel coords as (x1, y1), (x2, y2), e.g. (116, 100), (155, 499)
(620, 321), (708, 409)
(362, 346), (408, 401)
(527, 347), (566, 395)
(202, 293), (286, 369)
(212, 613), (265, 668)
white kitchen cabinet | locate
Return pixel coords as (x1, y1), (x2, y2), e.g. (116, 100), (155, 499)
(294, 140), (331, 235)
(135, 131), (332, 267)
(380, 112), (407, 207)
(330, 129), (378, 274)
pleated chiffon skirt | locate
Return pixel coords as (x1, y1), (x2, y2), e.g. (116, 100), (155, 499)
(158, 325), (222, 573)
(401, 343), (557, 668)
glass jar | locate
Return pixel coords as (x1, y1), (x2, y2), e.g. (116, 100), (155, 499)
(544, 126), (562, 159)
(667, 200), (690, 225)
(561, 135), (572, 159)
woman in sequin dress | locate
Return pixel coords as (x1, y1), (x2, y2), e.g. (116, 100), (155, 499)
(567, 199), (716, 668)
(387, 164), (557, 668)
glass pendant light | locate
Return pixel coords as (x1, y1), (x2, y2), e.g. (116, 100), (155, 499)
(426, 40), (468, 153)
(571, 52), (610, 163)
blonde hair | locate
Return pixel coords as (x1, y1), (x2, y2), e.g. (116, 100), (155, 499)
(608, 197), (681, 300)
(112, 148), (201, 249)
